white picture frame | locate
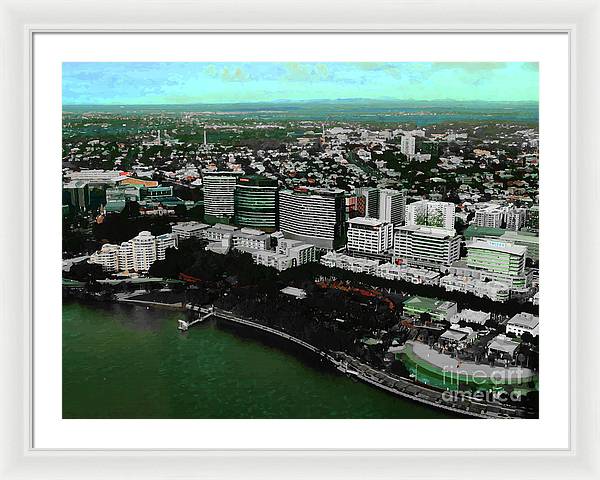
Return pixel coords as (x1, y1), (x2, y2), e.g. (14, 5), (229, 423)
(1, 0), (597, 478)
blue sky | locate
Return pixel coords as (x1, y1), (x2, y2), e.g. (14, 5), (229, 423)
(62, 62), (539, 105)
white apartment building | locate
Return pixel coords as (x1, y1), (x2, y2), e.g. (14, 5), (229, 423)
(204, 224), (238, 242)
(347, 217), (393, 255)
(375, 263), (440, 285)
(90, 244), (120, 272)
(89, 231), (176, 273)
(405, 200), (456, 230)
(320, 252), (379, 275)
(400, 135), (416, 156)
(393, 225), (461, 269)
(474, 204), (506, 228)
(506, 312), (539, 337)
(440, 274), (510, 302)
(252, 239), (316, 271)
(378, 189), (406, 225)
(232, 228), (271, 251)
(203, 171), (243, 218)
(171, 221), (210, 244)
(131, 231), (158, 272)
(156, 233), (176, 262)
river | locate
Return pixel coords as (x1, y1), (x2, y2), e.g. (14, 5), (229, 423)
(63, 300), (457, 419)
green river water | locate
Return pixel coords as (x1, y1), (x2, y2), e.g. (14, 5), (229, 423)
(63, 300), (456, 419)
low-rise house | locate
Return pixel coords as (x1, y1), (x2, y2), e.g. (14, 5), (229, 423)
(487, 334), (521, 362)
(403, 296), (458, 322)
(506, 312), (539, 337)
(450, 309), (491, 326)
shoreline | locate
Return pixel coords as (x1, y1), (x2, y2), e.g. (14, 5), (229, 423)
(65, 294), (535, 419)
(211, 308), (528, 419)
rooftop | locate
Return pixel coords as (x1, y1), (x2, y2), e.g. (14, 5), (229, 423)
(467, 238), (527, 256)
(397, 224), (457, 238)
(348, 216), (386, 227)
(487, 334), (520, 355)
(508, 312), (540, 329)
(403, 295), (456, 312)
(440, 329), (468, 342)
(451, 309), (491, 324)
(280, 286), (307, 299)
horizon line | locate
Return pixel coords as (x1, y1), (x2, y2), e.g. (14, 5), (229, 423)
(62, 98), (540, 107)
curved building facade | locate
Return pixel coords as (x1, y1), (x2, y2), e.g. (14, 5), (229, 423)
(234, 175), (278, 232)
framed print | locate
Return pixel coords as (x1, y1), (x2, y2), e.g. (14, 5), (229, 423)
(1, 0), (599, 478)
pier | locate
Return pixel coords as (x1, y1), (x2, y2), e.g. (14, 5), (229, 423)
(178, 305), (215, 331)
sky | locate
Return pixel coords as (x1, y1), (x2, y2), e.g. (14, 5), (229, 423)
(62, 62), (539, 105)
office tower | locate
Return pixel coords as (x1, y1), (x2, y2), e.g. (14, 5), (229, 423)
(393, 225), (461, 269)
(279, 187), (346, 249)
(466, 238), (527, 289)
(355, 187), (380, 218)
(347, 217), (394, 255)
(400, 135), (416, 156)
(234, 175), (278, 232)
(474, 204), (506, 228)
(405, 200), (456, 230)
(506, 207), (527, 231)
(378, 189), (406, 225)
(203, 171), (243, 221)
(63, 180), (90, 211)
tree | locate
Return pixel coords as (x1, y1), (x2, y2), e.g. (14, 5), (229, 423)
(67, 262), (108, 282)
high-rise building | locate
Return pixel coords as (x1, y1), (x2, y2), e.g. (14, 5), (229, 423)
(506, 207), (527, 231)
(474, 204), (506, 228)
(526, 205), (539, 232)
(279, 187), (346, 249)
(378, 189), (406, 225)
(355, 187), (380, 218)
(234, 175), (278, 232)
(347, 217), (394, 255)
(63, 180), (90, 211)
(345, 194), (366, 219)
(393, 225), (461, 269)
(400, 135), (416, 156)
(465, 238), (527, 289)
(89, 244), (120, 271)
(203, 171), (243, 221)
(405, 200), (455, 230)
(130, 231), (159, 272)
(156, 233), (177, 261)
